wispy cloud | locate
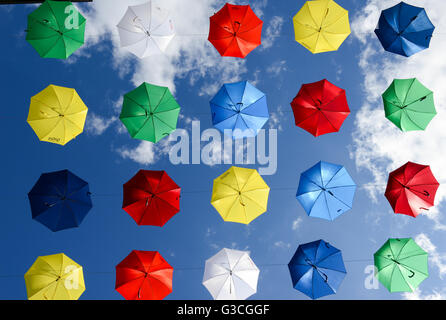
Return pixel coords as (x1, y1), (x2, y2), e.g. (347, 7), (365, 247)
(266, 60), (287, 77)
(274, 241), (291, 249)
(261, 16), (284, 50)
(291, 217), (303, 231)
(414, 233), (446, 279)
(85, 113), (117, 136)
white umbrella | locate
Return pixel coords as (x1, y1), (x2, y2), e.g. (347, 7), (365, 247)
(202, 248), (260, 300)
(117, 1), (175, 58)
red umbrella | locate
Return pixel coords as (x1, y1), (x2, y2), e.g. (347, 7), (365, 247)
(208, 3), (263, 58)
(290, 79), (350, 137)
(385, 161), (439, 217)
(115, 250), (173, 300)
(122, 170), (181, 226)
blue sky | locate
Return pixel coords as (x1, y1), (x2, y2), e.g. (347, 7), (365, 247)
(1, 0), (446, 300)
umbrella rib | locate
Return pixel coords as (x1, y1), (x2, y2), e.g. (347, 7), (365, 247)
(152, 89), (171, 113)
(305, 4), (321, 30)
(138, 196), (154, 225)
(322, 166), (344, 188)
(41, 118), (63, 141)
(46, 1), (63, 33)
(401, 78), (417, 106)
(403, 110), (427, 130)
(153, 113), (176, 130)
(125, 95), (148, 113)
(322, 11), (347, 30)
(209, 20), (234, 39)
(223, 196), (243, 220)
(304, 190), (324, 215)
(325, 189), (352, 209)
(405, 167), (431, 186)
(322, 192), (334, 220)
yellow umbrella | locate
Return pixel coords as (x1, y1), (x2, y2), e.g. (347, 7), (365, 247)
(24, 253), (85, 300)
(27, 85), (88, 146)
(211, 166), (270, 224)
(293, 0), (350, 54)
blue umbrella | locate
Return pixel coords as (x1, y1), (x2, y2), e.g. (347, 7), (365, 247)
(374, 2), (435, 57)
(28, 170), (92, 232)
(296, 161), (356, 221)
(288, 239), (347, 300)
(210, 81), (269, 139)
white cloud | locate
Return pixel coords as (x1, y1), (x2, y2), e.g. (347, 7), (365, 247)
(291, 217), (303, 231)
(268, 105), (285, 131)
(117, 134), (175, 165)
(117, 140), (157, 165)
(85, 113), (117, 135)
(414, 233), (446, 279)
(261, 16), (284, 50)
(274, 241), (291, 249)
(402, 288), (446, 300)
(351, 0), (446, 229)
(266, 60), (287, 77)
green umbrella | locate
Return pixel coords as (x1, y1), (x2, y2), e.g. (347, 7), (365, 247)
(382, 78), (436, 131)
(26, 0), (86, 59)
(374, 238), (428, 292)
(120, 83), (181, 143)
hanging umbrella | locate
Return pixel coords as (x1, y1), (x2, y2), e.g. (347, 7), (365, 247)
(27, 85), (88, 146)
(123, 170), (181, 226)
(375, 2), (435, 57)
(117, 1), (175, 58)
(293, 0), (350, 54)
(115, 250), (173, 300)
(374, 238), (428, 292)
(26, 1), (86, 59)
(28, 169), (92, 232)
(120, 82), (180, 143)
(208, 3), (263, 58)
(383, 78), (436, 131)
(211, 166), (270, 224)
(24, 253), (85, 300)
(288, 239), (346, 299)
(291, 79), (350, 137)
(203, 248), (259, 300)
(297, 161), (356, 221)
(210, 81), (269, 139)
(385, 161), (439, 218)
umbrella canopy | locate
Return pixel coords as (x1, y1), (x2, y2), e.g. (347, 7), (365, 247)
(288, 239), (346, 300)
(210, 81), (269, 139)
(122, 170), (181, 226)
(28, 169), (92, 232)
(208, 3), (262, 58)
(120, 82), (180, 143)
(375, 2), (435, 57)
(26, 1), (86, 59)
(115, 250), (173, 300)
(24, 253), (85, 300)
(117, 1), (175, 58)
(385, 161), (439, 218)
(27, 85), (88, 146)
(382, 78), (436, 131)
(291, 79), (349, 137)
(203, 248), (259, 300)
(211, 166), (270, 224)
(297, 161), (356, 221)
(374, 238), (428, 292)
(293, 0), (350, 54)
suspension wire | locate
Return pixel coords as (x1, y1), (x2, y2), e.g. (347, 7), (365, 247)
(0, 259), (374, 279)
(0, 183), (391, 201)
